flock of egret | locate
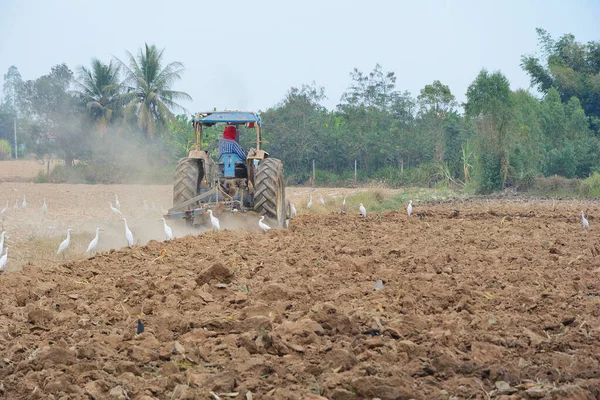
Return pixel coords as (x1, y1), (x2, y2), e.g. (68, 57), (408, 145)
(0, 189), (592, 273)
(301, 193), (413, 219)
(0, 192), (279, 270)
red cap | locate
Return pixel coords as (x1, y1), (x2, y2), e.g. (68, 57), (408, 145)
(223, 125), (237, 140)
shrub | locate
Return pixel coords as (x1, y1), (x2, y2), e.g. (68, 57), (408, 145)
(578, 172), (600, 196)
(34, 170), (49, 183)
(475, 152), (503, 194)
(0, 140), (12, 160)
(530, 175), (580, 195)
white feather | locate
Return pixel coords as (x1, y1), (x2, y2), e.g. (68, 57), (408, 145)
(208, 210), (220, 230)
(0, 200), (8, 217)
(162, 218), (174, 240)
(123, 218), (134, 247)
(110, 202), (122, 216)
(87, 228), (102, 255)
(359, 203), (367, 217)
(259, 216), (271, 231)
(0, 248), (8, 271)
(582, 211), (589, 229)
(0, 231), (6, 254)
(57, 229), (72, 255)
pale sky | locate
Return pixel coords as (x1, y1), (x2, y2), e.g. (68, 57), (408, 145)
(1, 0), (599, 113)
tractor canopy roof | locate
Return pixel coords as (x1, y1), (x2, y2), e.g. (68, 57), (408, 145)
(195, 111), (261, 127)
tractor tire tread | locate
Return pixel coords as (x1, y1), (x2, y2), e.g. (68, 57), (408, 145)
(173, 158), (201, 208)
(254, 158), (285, 226)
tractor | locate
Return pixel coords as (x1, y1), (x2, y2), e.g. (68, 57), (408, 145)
(165, 111), (290, 228)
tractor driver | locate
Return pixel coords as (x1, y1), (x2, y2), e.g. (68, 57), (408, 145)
(218, 125), (247, 160)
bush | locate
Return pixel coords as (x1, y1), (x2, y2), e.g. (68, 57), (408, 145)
(0, 139), (12, 160)
(475, 152), (503, 194)
(544, 143), (577, 178)
(530, 175), (580, 195)
(44, 161), (174, 184)
(578, 172), (600, 196)
(371, 163), (449, 188)
(34, 170), (49, 183)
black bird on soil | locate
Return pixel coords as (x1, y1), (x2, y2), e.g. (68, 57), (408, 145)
(137, 319), (145, 335)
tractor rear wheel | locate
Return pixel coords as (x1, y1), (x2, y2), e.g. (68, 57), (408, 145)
(254, 158), (288, 228)
(173, 158), (201, 208)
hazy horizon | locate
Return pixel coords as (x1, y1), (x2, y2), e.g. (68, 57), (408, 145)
(1, 0), (599, 114)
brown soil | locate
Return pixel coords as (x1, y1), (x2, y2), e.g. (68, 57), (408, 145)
(0, 160), (61, 181)
(1, 195), (600, 399)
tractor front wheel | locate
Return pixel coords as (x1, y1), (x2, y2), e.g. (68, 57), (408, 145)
(254, 158), (288, 228)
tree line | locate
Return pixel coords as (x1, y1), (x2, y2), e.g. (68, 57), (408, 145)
(1, 29), (599, 192)
(259, 29), (599, 193)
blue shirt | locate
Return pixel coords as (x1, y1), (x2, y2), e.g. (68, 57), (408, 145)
(218, 139), (247, 160)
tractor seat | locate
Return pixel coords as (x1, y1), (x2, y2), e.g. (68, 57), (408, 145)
(218, 153), (247, 178)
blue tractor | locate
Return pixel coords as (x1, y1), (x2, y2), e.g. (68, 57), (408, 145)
(166, 111), (290, 228)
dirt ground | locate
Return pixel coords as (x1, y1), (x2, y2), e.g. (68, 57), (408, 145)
(0, 159), (61, 181)
(0, 182), (599, 399)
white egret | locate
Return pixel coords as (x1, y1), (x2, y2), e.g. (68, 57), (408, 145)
(207, 210), (220, 231)
(290, 203), (297, 218)
(42, 198), (48, 217)
(22, 195), (26, 210)
(143, 200), (149, 212)
(86, 228), (103, 256)
(115, 194), (121, 210)
(0, 248), (7, 271)
(320, 195), (325, 206)
(307, 195), (313, 209)
(110, 202), (122, 216)
(407, 200), (413, 217)
(161, 218), (174, 240)
(259, 216), (271, 231)
(359, 203), (367, 218)
(57, 229), (72, 259)
(13, 199), (18, 212)
(342, 195), (346, 207)
(122, 218), (134, 247)
(581, 211), (589, 230)
(0, 231), (6, 254)
(0, 200), (8, 217)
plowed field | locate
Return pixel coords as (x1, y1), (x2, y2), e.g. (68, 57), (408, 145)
(1, 183), (599, 399)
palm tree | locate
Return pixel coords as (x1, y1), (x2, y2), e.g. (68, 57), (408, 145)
(117, 44), (192, 138)
(74, 59), (121, 131)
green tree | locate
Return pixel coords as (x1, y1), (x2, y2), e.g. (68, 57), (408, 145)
(521, 28), (600, 132)
(261, 83), (328, 181)
(117, 44), (192, 138)
(74, 59), (121, 131)
(417, 80), (457, 162)
(510, 89), (545, 181)
(465, 69), (514, 193)
(2, 66), (23, 113)
(338, 65), (417, 174)
(17, 64), (88, 165)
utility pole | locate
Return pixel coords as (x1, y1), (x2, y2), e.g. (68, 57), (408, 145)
(13, 117), (17, 159)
